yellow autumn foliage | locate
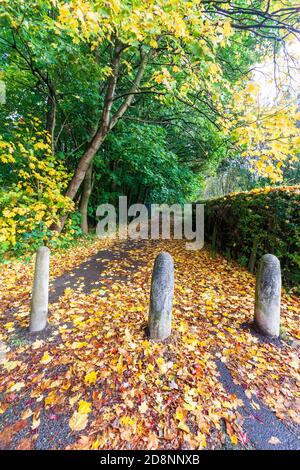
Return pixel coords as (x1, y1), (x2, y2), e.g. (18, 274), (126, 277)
(55, 0), (299, 182)
(229, 82), (300, 182)
(0, 120), (74, 251)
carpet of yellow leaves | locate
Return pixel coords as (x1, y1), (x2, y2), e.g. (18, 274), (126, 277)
(0, 238), (299, 450)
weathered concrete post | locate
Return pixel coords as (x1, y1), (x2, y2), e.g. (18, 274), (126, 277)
(148, 252), (174, 341)
(29, 246), (50, 333)
(254, 254), (281, 337)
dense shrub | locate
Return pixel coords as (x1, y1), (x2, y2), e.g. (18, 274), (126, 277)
(200, 186), (300, 292)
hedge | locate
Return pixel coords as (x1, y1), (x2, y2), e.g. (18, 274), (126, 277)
(199, 185), (300, 292)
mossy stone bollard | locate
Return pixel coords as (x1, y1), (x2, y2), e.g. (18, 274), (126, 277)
(254, 254), (281, 338)
(148, 252), (174, 341)
(29, 246), (50, 333)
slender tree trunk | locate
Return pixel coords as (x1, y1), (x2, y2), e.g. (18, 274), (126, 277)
(110, 160), (117, 193)
(128, 186), (134, 207)
(137, 184), (144, 204)
(79, 162), (93, 234)
(143, 187), (149, 204)
(46, 86), (56, 154)
(65, 129), (106, 201)
(54, 46), (149, 233)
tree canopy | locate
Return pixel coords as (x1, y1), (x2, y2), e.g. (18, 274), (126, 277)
(0, 0), (299, 254)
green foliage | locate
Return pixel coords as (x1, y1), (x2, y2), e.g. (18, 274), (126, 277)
(200, 186), (300, 292)
(88, 121), (200, 224)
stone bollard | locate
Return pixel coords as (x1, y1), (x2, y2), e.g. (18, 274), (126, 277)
(148, 252), (174, 341)
(254, 254), (281, 337)
(29, 246), (50, 333)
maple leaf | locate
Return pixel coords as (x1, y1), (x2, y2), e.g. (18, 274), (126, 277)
(8, 381), (25, 392)
(21, 409), (33, 420)
(31, 408), (41, 431)
(31, 416), (40, 431)
(177, 421), (190, 433)
(225, 420), (238, 445)
(40, 352), (53, 365)
(91, 438), (101, 450)
(32, 339), (44, 350)
(183, 393), (198, 411)
(174, 407), (186, 422)
(138, 401), (148, 414)
(78, 400), (92, 414)
(45, 391), (57, 407)
(2, 361), (21, 371)
(69, 411), (88, 432)
(84, 370), (97, 386)
(116, 354), (125, 374)
(120, 415), (136, 427)
(269, 436), (281, 445)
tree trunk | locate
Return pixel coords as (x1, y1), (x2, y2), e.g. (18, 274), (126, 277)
(137, 184), (144, 204)
(143, 187), (149, 204)
(54, 46), (149, 233)
(65, 129), (106, 201)
(79, 162), (93, 235)
(46, 86), (56, 155)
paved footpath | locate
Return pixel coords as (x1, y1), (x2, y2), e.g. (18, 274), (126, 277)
(217, 360), (300, 450)
(1, 239), (299, 450)
(49, 239), (300, 450)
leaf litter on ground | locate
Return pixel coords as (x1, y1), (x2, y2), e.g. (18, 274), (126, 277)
(0, 238), (299, 449)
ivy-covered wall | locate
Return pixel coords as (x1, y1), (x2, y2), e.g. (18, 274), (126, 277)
(200, 186), (300, 292)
